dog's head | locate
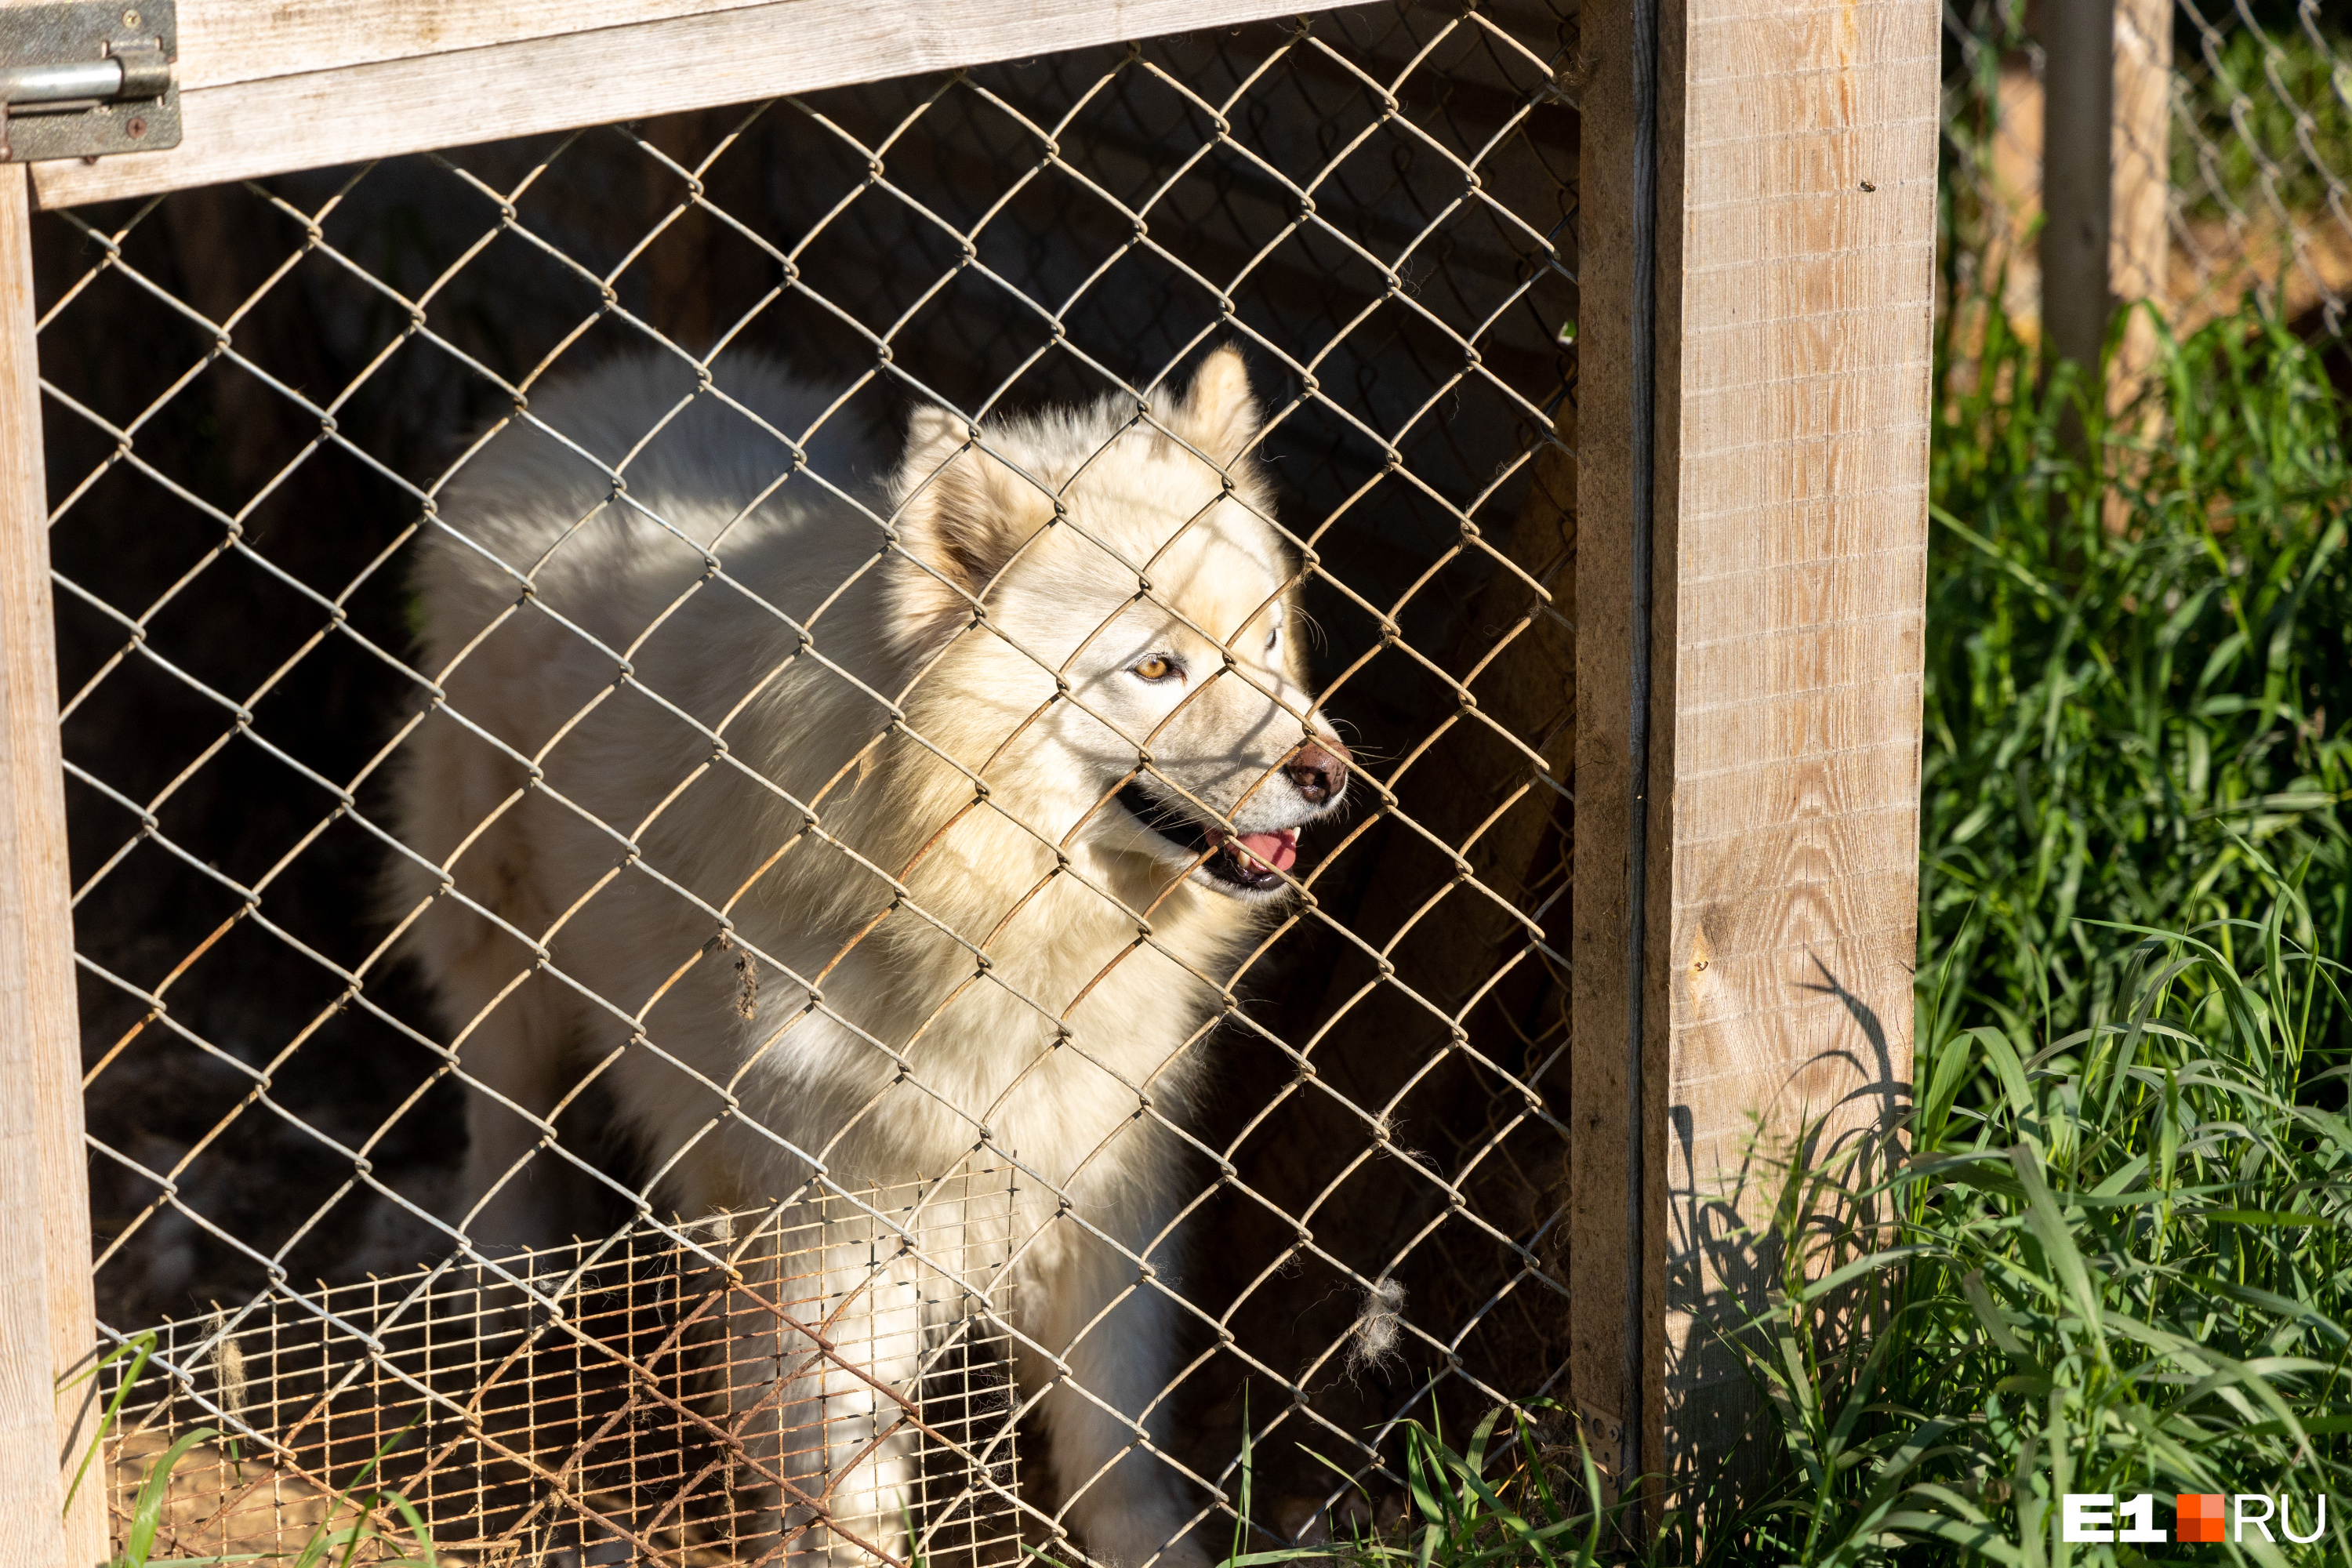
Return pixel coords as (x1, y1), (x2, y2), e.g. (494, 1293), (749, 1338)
(883, 347), (1347, 905)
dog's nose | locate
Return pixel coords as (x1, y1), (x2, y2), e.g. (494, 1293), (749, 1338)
(1287, 738), (1350, 804)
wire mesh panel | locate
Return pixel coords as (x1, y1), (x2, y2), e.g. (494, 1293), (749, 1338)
(37, 0), (1579, 1557)
(1940, 0), (2351, 343)
(105, 1170), (1023, 1563)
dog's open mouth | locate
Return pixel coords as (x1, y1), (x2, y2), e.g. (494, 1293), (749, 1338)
(1116, 782), (1299, 894)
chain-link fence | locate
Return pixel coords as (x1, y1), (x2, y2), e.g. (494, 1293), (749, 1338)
(35, 1), (1580, 1559)
(1940, 0), (2350, 351)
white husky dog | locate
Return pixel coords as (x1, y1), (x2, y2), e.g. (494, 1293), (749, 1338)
(390, 346), (1348, 1566)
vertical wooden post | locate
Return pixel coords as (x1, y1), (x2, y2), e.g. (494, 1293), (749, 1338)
(1577, 0), (1940, 1521)
(0, 163), (102, 1566)
(2041, 0), (2117, 373)
(2109, 0), (2171, 395)
(1570, 0), (1657, 1501)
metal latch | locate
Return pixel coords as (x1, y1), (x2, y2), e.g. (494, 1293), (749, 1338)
(1, 0), (178, 164)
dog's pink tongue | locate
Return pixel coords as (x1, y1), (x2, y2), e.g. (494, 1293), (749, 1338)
(1233, 830), (1298, 872)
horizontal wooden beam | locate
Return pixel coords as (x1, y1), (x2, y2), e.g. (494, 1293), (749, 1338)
(32, 0), (1349, 209)
(171, 0), (790, 92)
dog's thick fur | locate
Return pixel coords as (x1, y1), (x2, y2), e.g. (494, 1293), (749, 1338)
(389, 348), (1344, 1566)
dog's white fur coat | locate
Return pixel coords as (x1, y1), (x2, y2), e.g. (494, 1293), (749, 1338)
(390, 349), (1342, 1566)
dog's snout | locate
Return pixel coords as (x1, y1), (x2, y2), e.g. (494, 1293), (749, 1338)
(1287, 737), (1350, 804)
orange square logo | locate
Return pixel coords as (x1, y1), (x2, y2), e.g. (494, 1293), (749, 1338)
(2177, 1494), (2226, 1543)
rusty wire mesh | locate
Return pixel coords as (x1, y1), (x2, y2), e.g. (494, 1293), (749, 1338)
(38, 0), (1581, 1559)
(1940, 0), (2352, 344)
(105, 1168), (1023, 1564)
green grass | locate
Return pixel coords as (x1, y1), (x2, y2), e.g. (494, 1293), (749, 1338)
(1922, 296), (2352, 1051)
(1222, 1406), (1632, 1568)
(1709, 272), (2352, 1567)
(1248, 887), (2351, 1567)
(61, 1348), (441, 1568)
(1715, 895), (2352, 1565)
(1690, 288), (2352, 1564)
(1679, 292), (2352, 1562)
(107, 1422), (441, 1568)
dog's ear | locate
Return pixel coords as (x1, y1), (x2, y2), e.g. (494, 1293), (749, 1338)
(891, 406), (1051, 605)
(1174, 346), (1260, 470)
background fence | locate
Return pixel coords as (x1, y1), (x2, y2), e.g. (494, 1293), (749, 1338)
(1940, 0), (2351, 372)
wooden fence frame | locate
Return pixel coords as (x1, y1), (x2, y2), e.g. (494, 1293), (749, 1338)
(0, 0), (1938, 1554)
(1577, 0), (1939, 1505)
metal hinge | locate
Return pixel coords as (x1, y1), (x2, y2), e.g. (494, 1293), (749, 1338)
(1, 0), (178, 164)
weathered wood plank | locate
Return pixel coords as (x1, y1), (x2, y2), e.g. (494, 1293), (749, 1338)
(0, 162), (101, 1568)
(1577, 0), (1937, 1517)
(31, 0), (1356, 209)
(168, 0), (783, 92)
(1657, 0), (1936, 1496)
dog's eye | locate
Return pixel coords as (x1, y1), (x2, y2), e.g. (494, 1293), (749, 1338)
(1131, 654), (1180, 683)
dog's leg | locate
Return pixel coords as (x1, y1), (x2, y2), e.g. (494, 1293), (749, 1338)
(402, 713), (593, 1259)
(724, 1207), (931, 1568)
(445, 957), (580, 1256)
(1012, 1214), (1206, 1568)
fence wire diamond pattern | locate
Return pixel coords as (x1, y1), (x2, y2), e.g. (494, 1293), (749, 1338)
(38, 2), (1581, 1559)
